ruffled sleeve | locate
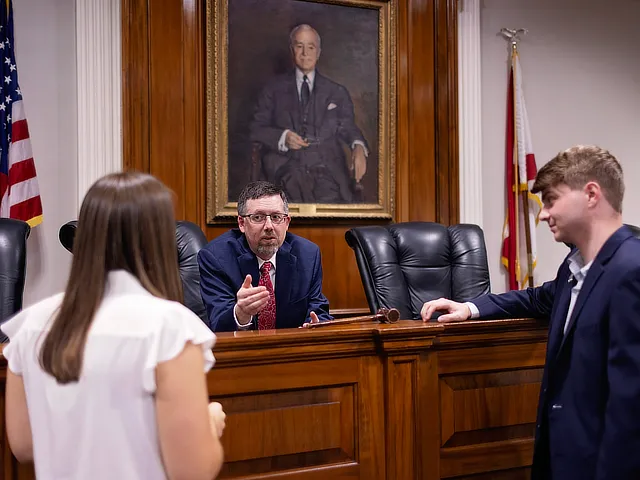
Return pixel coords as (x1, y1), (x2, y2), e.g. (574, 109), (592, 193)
(1, 310), (28, 375)
(143, 303), (216, 393)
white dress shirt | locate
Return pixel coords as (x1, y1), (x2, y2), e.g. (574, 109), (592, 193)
(564, 250), (593, 333)
(1, 270), (215, 480)
(466, 250), (592, 335)
(234, 253), (277, 329)
(295, 68), (315, 98)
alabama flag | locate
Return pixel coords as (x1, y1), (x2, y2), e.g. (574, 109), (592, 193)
(501, 50), (542, 290)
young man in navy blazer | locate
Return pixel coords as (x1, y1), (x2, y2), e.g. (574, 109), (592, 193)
(422, 145), (640, 480)
(198, 181), (332, 332)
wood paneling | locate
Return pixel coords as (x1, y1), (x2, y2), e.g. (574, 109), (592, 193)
(121, 0), (150, 175)
(453, 468), (532, 480)
(218, 388), (352, 473)
(439, 371), (542, 448)
(434, 325), (546, 479)
(121, 0), (459, 311)
(385, 356), (418, 479)
(440, 439), (534, 479)
(437, 342), (548, 374)
(1, 318), (548, 479)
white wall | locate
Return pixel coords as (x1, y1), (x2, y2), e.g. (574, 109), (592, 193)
(481, 0), (640, 292)
(13, 0), (77, 304)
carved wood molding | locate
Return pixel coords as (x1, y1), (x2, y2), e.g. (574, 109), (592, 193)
(209, 319), (547, 367)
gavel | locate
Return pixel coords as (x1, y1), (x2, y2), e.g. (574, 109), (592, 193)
(303, 307), (400, 328)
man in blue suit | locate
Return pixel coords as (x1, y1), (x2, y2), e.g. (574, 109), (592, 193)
(421, 145), (640, 480)
(198, 181), (332, 332)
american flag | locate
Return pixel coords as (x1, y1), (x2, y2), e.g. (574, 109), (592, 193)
(0, 0), (42, 226)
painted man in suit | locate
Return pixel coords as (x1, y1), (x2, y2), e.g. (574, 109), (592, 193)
(198, 181), (332, 332)
(250, 24), (368, 204)
(421, 145), (640, 480)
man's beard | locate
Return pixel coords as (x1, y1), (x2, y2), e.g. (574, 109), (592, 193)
(257, 244), (278, 258)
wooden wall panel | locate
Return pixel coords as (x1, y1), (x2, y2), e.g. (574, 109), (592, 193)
(452, 468), (532, 480)
(122, 0), (459, 312)
(148, 0), (188, 217)
(385, 356), (418, 479)
(440, 439), (534, 479)
(121, 0), (149, 174)
(436, 342), (545, 478)
(217, 387), (355, 476)
(208, 353), (386, 479)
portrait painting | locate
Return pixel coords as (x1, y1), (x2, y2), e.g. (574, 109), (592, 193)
(206, 0), (396, 220)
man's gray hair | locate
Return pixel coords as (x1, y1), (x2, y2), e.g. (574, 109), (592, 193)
(289, 24), (321, 49)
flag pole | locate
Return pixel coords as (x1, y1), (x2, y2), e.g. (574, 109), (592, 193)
(512, 44), (534, 288)
(521, 197), (534, 286)
(511, 45), (521, 289)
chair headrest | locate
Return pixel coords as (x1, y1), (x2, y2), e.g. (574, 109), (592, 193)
(59, 221), (78, 252)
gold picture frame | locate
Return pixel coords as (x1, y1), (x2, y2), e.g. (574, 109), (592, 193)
(206, 0), (396, 221)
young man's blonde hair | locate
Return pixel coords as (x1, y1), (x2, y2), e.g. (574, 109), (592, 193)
(532, 145), (625, 213)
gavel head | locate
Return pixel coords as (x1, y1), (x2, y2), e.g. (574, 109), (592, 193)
(376, 307), (400, 323)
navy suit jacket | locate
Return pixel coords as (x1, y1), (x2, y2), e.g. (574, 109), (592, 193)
(197, 229), (332, 332)
(474, 226), (640, 480)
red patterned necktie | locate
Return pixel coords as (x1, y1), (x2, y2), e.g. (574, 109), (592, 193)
(258, 261), (276, 330)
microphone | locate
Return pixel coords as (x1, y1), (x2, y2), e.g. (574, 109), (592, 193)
(568, 273), (577, 286)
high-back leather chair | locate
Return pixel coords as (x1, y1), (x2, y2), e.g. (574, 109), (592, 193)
(0, 219), (31, 341)
(59, 220), (208, 322)
(345, 222), (491, 320)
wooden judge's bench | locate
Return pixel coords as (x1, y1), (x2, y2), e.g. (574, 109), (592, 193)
(1, 318), (547, 480)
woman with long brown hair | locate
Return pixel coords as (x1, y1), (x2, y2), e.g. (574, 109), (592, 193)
(2, 172), (225, 480)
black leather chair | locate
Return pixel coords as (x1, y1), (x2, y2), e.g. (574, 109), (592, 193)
(59, 220), (208, 322)
(0, 219), (31, 341)
(345, 222), (491, 320)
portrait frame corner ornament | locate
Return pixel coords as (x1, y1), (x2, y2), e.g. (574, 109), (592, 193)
(205, 0), (397, 223)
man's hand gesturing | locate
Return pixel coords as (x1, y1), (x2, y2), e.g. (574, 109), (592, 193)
(235, 274), (269, 325)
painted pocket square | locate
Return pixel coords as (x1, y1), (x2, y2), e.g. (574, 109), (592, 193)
(327, 103), (337, 110)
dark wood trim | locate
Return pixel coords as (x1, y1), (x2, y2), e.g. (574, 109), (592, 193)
(121, 0), (150, 173)
(182, 0), (206, 227)
(330, 307), (371, 318)
(435, 0), (460, 225)
(395, 0), (410, 223)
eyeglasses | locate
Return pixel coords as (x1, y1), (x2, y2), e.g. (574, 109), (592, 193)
(241, 213), (289, 225)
